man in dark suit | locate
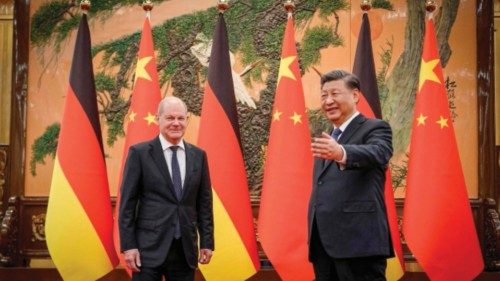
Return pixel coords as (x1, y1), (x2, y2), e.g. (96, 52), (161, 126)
(309, 70), (393, 281)
(119, 96), (214, 281)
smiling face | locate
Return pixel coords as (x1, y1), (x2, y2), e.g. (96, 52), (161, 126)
(320, 79), (359, 127)
(156, 98), (188, 145)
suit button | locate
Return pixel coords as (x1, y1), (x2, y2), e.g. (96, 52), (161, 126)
(318, 181), (323, 185)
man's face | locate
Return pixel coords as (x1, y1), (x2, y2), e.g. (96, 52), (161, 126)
(320, 79), (359, 127)
(157, 102), (188, 144)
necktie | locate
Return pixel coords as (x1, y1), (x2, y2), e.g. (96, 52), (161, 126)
(170, 146), (183, 200)
(332, 128), (342, 141)
(170, 146), (182, 239)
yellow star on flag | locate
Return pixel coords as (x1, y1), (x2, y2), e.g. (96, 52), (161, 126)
(143, 112), (157, 126)
(128, 111), (137, 122)
(436, 116), (448, 129)
(290, 112), (302, 125)
(134, 56), (153, 84)
(277, 56), (297, 85)
(416, 113), (427, 126)
(418, 58), (441, 91)
(273, 110), (283, 121)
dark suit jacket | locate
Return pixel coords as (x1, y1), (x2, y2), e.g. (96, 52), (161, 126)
(308, 114), (394, 259)
(119, 136), (214, 268)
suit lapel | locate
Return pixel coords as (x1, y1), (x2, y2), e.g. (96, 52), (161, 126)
(182, 141), (197, 200)
(149, 137), (178, 200)
(318, 114), (367, 177)
(149, 137), (170, 181)
(337, 114), (366, 144)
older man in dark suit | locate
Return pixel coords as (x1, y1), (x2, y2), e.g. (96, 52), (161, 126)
(309, 70), (393, 281)
(119, 96), (214, 281)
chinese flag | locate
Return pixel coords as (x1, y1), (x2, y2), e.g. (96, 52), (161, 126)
(353, 13), (404, 281)
(258, 15), (314, 281)
(403, 19), (483, 280)
(113, 17), (162, 276)
(197, 12), (260, 280)
(45, 14), (119, 281)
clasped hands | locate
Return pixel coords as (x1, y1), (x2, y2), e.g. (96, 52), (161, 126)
(311, 132), (344, 161)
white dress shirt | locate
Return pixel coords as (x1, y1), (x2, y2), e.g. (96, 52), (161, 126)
(159, 134), (186, 188)
(335, 111), (360, 166)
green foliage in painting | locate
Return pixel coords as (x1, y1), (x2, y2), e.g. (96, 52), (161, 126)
(30, 1), (73, 47)
(317, 0), (349, 18)
(373, 0), (394, 11)
(31, 0), (165, 48)
(390, 156), (408, 190)
(377, 37), (394, 106)
(300, 26), (343, 69)
(30, 123), (60, 176)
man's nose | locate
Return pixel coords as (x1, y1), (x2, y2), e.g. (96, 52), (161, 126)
(324, 95), (335, 104)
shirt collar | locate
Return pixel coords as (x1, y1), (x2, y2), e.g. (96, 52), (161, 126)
(158, 134), (185, 152)
(335, 111), (360, 132)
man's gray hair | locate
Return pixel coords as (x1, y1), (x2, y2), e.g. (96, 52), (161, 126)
(157, 96), (188, 115)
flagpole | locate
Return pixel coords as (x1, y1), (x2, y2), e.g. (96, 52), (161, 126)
(142, 0), (153, 20)
(425, 0), (437, 20)
(284, 0), (295, 19)
(217, 0), (229, 13)
(360, 0), (371, 12)
(80, 0), (90, 14)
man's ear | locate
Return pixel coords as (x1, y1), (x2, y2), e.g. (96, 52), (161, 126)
(352, 88), (360, 104)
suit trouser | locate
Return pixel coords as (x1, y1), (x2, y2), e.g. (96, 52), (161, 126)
(310, 219), (387, 281)
(132, 238), (195, 281)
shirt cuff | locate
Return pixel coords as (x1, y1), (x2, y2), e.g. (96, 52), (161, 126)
(336, 145), (347, 170)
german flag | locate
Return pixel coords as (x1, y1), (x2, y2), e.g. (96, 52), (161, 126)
(352, 13), (404, 281)
(45, 14), (118, 281)
(197, 12), (260, 280)
(258, 15), (314, 281)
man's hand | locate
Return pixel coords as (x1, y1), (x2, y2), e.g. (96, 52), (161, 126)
(311, 132), (344, 161)
(123, 249), (141, 272)
(199, 249), (213, 264)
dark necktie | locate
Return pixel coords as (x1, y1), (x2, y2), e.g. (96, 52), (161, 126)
(332, 128), (342, 141)
(170, 146), (182, 239)
(170, 146), (183, 200)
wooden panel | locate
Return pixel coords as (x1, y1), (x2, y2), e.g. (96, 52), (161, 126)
(0, 268), (498, 281)
(0, 8), (13, 144)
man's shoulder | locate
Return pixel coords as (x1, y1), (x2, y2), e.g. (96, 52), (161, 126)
(184, 141), (205, 155)
(361, 116), (391, 129)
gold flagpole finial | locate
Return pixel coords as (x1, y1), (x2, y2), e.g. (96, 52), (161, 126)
(360, 0), (372, 12)
(425, 0), (437, 13)
(143, 0), (153, 19)
(80, 0), (91, 14)
(284, 0), (295, 17)
(218, 0), (229, 13)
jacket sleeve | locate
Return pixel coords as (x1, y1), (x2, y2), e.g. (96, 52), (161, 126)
(343, 120), (393, 170)
(196, 151), (214, 250)
(118, 146), (142, 252)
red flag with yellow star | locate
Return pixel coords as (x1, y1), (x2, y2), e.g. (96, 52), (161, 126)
(403, 19), (483, 280)
(257, 15), (314, 281)
(113, 17), (162, 275)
